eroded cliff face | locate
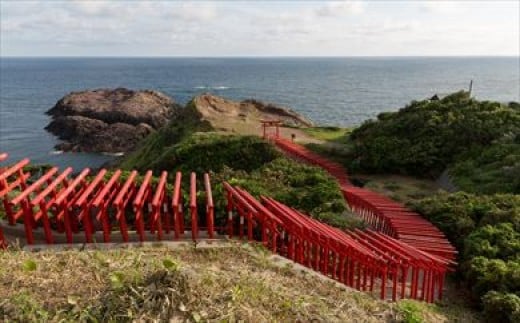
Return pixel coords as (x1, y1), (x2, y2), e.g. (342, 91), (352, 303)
(45, 88), (180, 152)
(189, 94), (314, 134)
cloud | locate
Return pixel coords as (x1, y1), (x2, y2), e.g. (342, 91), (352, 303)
(70, 0), (115, 15)
(0, 0), (518, 56)
(171, 2), (217, 21)
(315, 1), (365, 17)
(418, 1), (462, 14)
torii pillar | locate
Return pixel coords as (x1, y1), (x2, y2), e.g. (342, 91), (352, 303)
(260, 120), (282, 139)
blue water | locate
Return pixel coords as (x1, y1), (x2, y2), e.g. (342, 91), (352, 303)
(1, 57), (519, 169)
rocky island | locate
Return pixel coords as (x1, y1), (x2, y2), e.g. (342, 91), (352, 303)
(45, 88), (180, 153)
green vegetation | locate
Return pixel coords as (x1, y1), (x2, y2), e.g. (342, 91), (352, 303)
(212, 158), (361, 230)
(119, 120), (357, 229)
(120, 102), (213, 171)
(151, 133), (281, 174)
(449, 138), (520, 194)
(349, 91), (520, 181)
(396, 300), (438, 323)
(1, 244), (459, 322)
(302, 126), (354, 166)
(482, 291), (520, 323)
(411, 192), (520, 322)
(120, 100), (280, 174)
(305, 142), (353, 165)
(302, 126), (352, 144)
(296, 91), (520, 321)
(0, 244), (478, 322)
(410, 193), (519, 251)
(354, 174), (441, 205)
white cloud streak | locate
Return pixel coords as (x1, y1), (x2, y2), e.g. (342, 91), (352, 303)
(0, 0), (518, 56)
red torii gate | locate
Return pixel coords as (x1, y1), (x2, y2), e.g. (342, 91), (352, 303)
(0, 150), (456, 303)
(0, 153), (216, 246)
(260, 119), (282, 139)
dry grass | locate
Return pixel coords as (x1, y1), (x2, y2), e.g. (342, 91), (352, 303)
(0, 243), (473, 322)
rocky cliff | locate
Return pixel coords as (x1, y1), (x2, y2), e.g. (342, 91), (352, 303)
(190, 94), (314, 133)
(45, 88), (180, 152)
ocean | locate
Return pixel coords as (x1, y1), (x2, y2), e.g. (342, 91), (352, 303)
(0, 57), (519, 169)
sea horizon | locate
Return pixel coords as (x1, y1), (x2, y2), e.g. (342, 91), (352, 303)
(2, 55), (519, 59)
(1, 56), (519, 169)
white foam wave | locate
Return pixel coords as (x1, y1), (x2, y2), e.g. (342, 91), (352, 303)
(194, 86), (230, 90)
(49, 150), (63, 155)
(102, 152), (125, 157)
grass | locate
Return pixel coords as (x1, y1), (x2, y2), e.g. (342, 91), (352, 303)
(449, 141), (520, 194)
(0, 244), (477, 322)
(352, 174), (444, 205)
(397, 300), (426, 323)
(302, 126), (352, 144)
(305, 142), (353, 165)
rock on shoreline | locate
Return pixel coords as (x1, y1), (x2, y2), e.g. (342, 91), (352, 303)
(45, 88), (180, 152)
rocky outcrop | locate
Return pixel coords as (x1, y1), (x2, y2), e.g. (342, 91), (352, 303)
(46, 88), (179, 152)
(190, 94), (313, 133)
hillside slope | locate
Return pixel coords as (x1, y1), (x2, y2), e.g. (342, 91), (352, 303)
(0, 244), (476, 322)
(349, 91), (519, 179)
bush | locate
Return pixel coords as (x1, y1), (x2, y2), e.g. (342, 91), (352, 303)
(412, 192), (520, 321)
(465, 257), (519, 300)
(482, 291), (520, 323)
(349, 91), (520, 178)
(449, 139), (520, 194)
(212, 158), (360, 230)
(464, 223), (520, 261)
(159, 133), (280, 174)
(411, 192), (520, 251)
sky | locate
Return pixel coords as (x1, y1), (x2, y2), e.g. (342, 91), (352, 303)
(0, 0), (519, 57)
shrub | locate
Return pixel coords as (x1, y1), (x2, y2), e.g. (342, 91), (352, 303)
(482, 291), (520, 323)
(465, 257), (519, 300)
(212, 158), (360, 230)
(160, 134), (280, 174)
(411, 192), (520, 251)
(349, 91), (520, 178)
(413, 192), (520, 321)
(449, 139), (520, 194)
(396, 300), (423, 323)
(464, 223), (520, 261)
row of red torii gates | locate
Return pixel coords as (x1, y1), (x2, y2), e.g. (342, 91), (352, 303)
(0, 122), (456, 303)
